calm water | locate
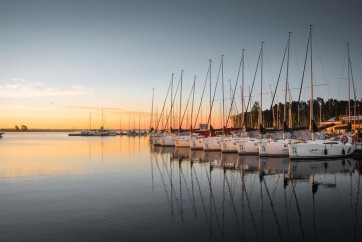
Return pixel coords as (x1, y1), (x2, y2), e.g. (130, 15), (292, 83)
(0, 132), (361, 242)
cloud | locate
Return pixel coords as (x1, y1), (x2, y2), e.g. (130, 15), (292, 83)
(0, 79), (93, 98)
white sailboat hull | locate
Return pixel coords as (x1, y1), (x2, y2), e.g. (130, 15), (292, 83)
(259, 139), (295, 157)
(221, 137), (239, 153)
(190, 136), (204, 150)
(203, 137), (222, 151)
(237, 138), (259, 155)
(174, 136), (191, 148)
(289, 140), (355, 159)
(161, 135), (175, 147)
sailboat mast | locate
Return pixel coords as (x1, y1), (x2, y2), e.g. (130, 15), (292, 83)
(241, 49), (245, 128)
(260, 42), (264, 128)
(102, 108), (104, 130)
(179, 70), (183, 130)
(209, 59), (212, 136)
(347, 42), (351, 124)
(191, 75), (196, 132)
(222, 55), (225, 133)
(171, 73), (174, 131)
(284, 33), (291, 126)
(309, 25), (314, 139)
(283, 33), (291, 139)
(150, 87), (154, 130)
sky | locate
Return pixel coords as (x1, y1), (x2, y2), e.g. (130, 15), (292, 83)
(0, 0), (361, 129)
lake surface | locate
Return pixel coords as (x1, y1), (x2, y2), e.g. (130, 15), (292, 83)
(0, 132), (361, 242)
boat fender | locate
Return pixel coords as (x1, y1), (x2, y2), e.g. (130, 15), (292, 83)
(324, 146), (328, 155)
(342, 148), (345, 155)
(341, 135), (348, 144)
(352, 135), (358, 143)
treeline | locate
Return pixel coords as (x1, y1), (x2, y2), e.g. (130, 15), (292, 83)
(233, 98), (362, 129)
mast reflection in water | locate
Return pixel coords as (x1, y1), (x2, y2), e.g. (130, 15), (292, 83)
(0, 133), (361, 241)
(153, 146), (362, 242)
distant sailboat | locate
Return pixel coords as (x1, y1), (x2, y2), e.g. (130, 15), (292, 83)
(68, 109), (117, 136)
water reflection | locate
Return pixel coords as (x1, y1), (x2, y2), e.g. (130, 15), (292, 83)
(0, 133), (361, 241)
(151, 148), (362, 242)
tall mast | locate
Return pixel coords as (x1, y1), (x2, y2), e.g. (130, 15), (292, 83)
(101, 108), (104, 130)
(191, 75), (196, 132)
(284, 33), (291, 126)
(179, 70), (183, 130)
(347, 42), (351, 124)
(309, 25), (314, 140)
(241, 49), (245, 128)
(171, 73), (174, 131)
(283, 33), (291, 139)
(150, 87), (154, 130)
(209, 59), (212, 136)
(221, 55), (225, 133)
(260, 42), (264, 128)
(269, 85), (275, 128)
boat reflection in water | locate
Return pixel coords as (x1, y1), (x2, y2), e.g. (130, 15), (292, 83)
(173, 148), (190, 162)
(203, 151), (221, 167)
(259, 157), (290, 176)
(190, 150), (204, 163)
(151, 144), (362, 241)
(288, 158), (356, 180)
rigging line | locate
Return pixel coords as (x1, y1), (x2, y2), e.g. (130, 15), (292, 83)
(180, 162), (197, 215)
(241, 170), (247, 241)
(265, 43), (276, 86)
(353, 165), (360, 242)
(163, 73), (182, 131)
(155, 77), (172, 131)
(180, 78), (195, 129)
(203, 162), (221, 229)
(270, 37), (288, 110)
(224, 170), (243, 241)
(150, 150), (154, 193)
(207, 60), (222, 127)
(312, 27), (329, 86)
(154, 154), (173, 215)
(263, 178), (284, 242)
(349, 53), (357, 108)
(192, 165), (212, 234)
(179, 162), (184, 222)
(191, 160), (197, 218)
(283, 177), (291, 241)
(225, 53), (243, 128)
(194, 65), (210, 129)
(245, 49), (262, 125)
(297, 33), (310, 104)
(239, 169), (261, 242)
(162, 154), (181, 211)
(291, 34), (302, 81)
(292, 181), (306, 242)
(338, 46), (348, 100)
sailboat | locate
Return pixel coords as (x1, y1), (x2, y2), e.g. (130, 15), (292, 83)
(68, 109), (117, 136)
(237, 42), (267, 155)
(221, 50), (245, 153)
(259, 32), (297, 157)
(203, 57), (223, 151)
(289, 26), (355, 159)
